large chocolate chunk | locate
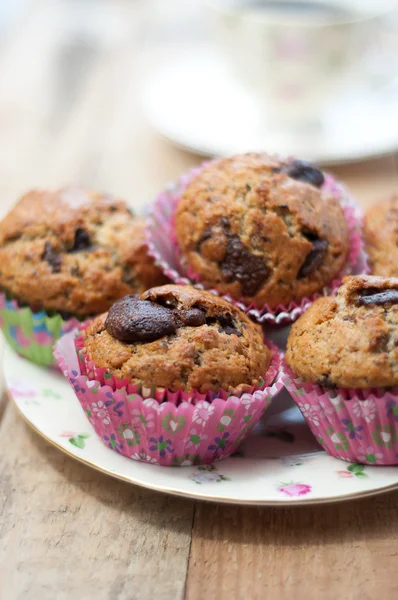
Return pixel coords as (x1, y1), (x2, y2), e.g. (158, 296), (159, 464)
(357, 289), (398, 306)
(42, 242), (62, 273)
(298, 237), (329, 278)
(277, 160), (325, 188)
(221, 236), (269, 296)
(105, 295), (177, 342)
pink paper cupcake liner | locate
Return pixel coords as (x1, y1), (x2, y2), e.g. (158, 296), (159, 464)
(146, 161), (368, 326)
(54, 330), (284, 466)
(282, 362), (398, 466)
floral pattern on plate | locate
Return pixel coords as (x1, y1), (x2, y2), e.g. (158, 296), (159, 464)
(190, 465), (230, 484)
(6, 347), (398, 505)
(277, 482), (312, 497)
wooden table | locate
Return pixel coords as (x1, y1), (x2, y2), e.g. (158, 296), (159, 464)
(0, 2), (397, 599)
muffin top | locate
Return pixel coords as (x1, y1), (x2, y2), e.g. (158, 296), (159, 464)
(0, 187), (168, 317)
(83, 284), (271, 393)
(364, 195), (398, 277)
(286, 275), (398, 389)
(175, 153), (349, 309)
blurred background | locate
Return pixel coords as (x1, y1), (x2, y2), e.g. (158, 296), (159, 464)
(0, 0), (397, 217)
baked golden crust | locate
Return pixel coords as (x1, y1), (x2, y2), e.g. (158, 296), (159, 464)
(83, 284), (271, 393)
(364, 195), (398, 277)
(0, 187), (168, 316)
(286, 275), (398, 388)
(175, 153), (349, 308)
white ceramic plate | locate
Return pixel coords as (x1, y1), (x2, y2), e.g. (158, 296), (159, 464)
(5, 343), (398, 505)
(143, 49), (398, 164)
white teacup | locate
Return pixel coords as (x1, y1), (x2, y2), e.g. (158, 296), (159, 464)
(205, 0), (397, 130)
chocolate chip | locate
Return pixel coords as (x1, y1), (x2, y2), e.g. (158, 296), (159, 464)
(298, 236), (329, 278)
(196, 226), (213, 251)
(194, 350), (202, 365)
(180, 367), (189, 384)
(208, 313), (243, 337)
(181, 308), (206, 327)
(70, 228), (91, 252)
(197, 218), (230, 252)
(219, 326), (243, 337)
(357, 289), (398, 306)
(370, 331), (390, 353)
(105, 296), (177, 343)
(276, 160), (325, 188)
(220, 217), (230, 230)
(42, 242), (62, 273)
(216, 313), (234, 329)
(221, 236), (270, 296)
(71, 266), (81, 277)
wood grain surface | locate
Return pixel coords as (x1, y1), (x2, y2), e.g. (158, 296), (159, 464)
(0, 1), (397, 599)
(0, 406), (194, 600)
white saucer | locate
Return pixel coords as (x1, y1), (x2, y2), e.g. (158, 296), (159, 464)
(6, 344), (398, 506)
(143, 48), (398, 163)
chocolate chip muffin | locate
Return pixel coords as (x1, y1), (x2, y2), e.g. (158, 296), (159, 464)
(286, 275), (398, 389)
(175, 153), (349, 309)
(82, 284), (271, 393)
(0, 187), (168, 317)
(364, 194), (398, 277)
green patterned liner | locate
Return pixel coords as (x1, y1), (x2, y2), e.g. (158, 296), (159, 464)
(0, 293), (79, 366)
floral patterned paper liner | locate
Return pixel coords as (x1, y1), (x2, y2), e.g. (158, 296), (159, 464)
(146, 162), (368, 325)
(54, 330), (284, 466)
(0, 292), (79, 366)
(73, 322), (281, 404)
(281, 362), (398, 466)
